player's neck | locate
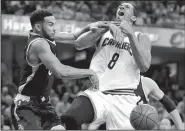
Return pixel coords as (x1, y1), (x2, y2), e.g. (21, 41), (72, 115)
(128, 21), (133, 27)
(32, 29), (44, 38)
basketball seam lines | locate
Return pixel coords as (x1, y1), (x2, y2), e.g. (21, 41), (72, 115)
(146, 113), (158, 125)
(138, 105), (149, 130)
(130, 112), (142, 122)
(146, 114), (149, 130)
(135, 105), (142, 129)
(130, 105), (142, 128)
(132, 111), (158, 123)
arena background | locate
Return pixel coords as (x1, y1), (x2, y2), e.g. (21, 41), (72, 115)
(1, 0), (185, 130)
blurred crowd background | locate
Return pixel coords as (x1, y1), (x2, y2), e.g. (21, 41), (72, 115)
(1, 1), (185, 28)
(1, 0), (185, 130)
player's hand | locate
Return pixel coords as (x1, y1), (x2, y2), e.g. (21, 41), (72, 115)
(89, 70), (99, 90)
(110, 21), (121, 26)
(88, 21), (110, 32)
(119, 20), (134, 36)
(109, 23), (125, 42)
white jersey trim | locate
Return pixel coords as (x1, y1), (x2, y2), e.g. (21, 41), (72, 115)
(18, 66), (39, 93)
(26, 38), (43, 67)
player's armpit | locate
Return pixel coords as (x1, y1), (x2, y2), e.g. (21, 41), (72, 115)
(74, 28), (108, 50)
(147, 77), (164, 100)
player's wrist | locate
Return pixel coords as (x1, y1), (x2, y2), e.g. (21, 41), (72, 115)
(89, 69), (96, 76)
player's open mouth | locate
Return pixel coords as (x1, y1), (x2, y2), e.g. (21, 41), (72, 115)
(118, 11), (124, 16)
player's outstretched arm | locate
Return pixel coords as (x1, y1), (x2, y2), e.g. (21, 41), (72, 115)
(146, 78), (183, 130)
(119, 21), (151, 72)
(32, 39), (99, 87)
(54, 22), (110, 49)
(74, 28), (108, 50)
(54, 25), (90, 44)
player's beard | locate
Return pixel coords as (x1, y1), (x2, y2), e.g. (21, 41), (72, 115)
(42, 28), (55, 41)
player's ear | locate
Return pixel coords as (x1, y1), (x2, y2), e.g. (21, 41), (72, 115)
(35, 23), (42, 32)
(131, 16), (136, 23)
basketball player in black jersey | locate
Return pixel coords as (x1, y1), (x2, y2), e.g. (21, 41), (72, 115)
(10, 9), (108, 130)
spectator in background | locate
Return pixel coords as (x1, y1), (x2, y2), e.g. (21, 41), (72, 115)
(177, 95), (185, 122)
(47, 1), (63, 19)
(70, 85), (80, 100)
(89, 1), (104, 21)
(1, 97), (13, 130)
(24, 1), (36, 15)
(2, 84), (17, 98)
(1, 107), (11, 130)
(1, 62), (12, 85)
(156, 66), (174, 92)
(50, 95), (60, 108)
(36, 1), (50, 10)
(55, 92), (71, 116)
(159, 118), (172, 130)
(135, 12), (145, 26)
(55, 83), (65, 100)
(156, 13), (174, 28)
(1, 1), (185, 27)
(179, 12), (185, 25)
(14, 1), (25, 15)
(62, 1), (75, 20)
(75, 1), (91, 21)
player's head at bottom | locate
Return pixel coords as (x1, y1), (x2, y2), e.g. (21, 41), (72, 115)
(30, 9), (56, 41)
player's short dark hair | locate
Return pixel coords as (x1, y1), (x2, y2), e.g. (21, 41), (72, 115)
(30, 9), (53, 27)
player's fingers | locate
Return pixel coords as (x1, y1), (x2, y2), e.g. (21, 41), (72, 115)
(111, 21), (121, 26)
(90, 27), (99, 32)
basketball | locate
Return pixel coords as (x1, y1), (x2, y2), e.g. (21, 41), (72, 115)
(130, 104), (159, 130)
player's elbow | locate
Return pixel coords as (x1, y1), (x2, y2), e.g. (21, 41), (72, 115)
(74, 43), (85, 50)
(140, 60), (150, 72)
(140, 65), (149, 73)
(51, 67), (69, 79)
(140, 55), (151, 72)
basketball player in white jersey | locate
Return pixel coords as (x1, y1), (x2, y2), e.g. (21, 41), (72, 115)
(60, 3), (152, 129)
(87, 76), (183, 130)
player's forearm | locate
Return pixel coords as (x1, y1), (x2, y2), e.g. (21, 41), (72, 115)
(73, 25), (90, 39)
(56, 65), (94, 79)
(54, 32), (76, 44)
(74, 28), (108, 50)
(54, 26), (90, 44)
(127, 33), (151, 72)
(169, 109), (183, 130)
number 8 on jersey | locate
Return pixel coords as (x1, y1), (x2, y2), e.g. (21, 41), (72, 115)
(108, 53), (120, 69)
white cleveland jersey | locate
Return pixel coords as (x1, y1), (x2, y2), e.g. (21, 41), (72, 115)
(90, 31), (141, 91)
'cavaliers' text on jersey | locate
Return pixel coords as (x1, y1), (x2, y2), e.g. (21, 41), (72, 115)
(90, 31), (141, 91)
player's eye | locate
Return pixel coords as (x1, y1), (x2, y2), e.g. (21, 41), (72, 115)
(48, 23), (54, 26)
